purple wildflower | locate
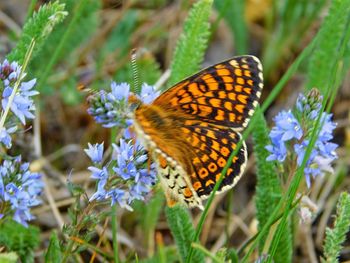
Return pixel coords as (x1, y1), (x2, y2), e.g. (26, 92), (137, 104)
(0, 59), (22, 87)
(87, 82), (159, 128)
(86, 81), (159, 209)
(266, 89), (338, 187)
(139, 83), (160, 104)
(265, 110), (302, 162)
(87, 137), (156, 210)
(0, 156), (44, 226)
(110, 82), (130, 101)
(112, 138), (156, 202)
(0, 60), (38, 125)
(84, 143), (104, 164)
(87, 82), (131, 128)
(0, 126), (17, 148)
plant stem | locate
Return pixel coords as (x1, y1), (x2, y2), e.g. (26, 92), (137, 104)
(111, 205), (119, 263)
(0, 39), (35, 130)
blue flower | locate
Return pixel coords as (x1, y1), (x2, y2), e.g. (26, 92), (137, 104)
(0, 156), (44, 226)
(318, 113), (336, 142)
(265, 142), (287, 162)
(266, 90), (338, 187)
(89, 180), (108, 202)
(0, 59), (22, 87)
(0, 126), (17, 148)
(139, 83), (160, 104)
(88, 166), (109, 182)
(86, 81), (160, 208)
(88, 166), (110, 202)
(107, 188), (132, 210)
(296, 91), (322, 120)
(128, 164), (157, 202)
(87, 82), (131, 128)
(87, 82), (160, 128)
(87, 137), (157, 209)
(265, 110), (302, 162)
(272, 110), (303, 141)
(1, 78), (38, 124)
(84, 143), (104, 164)
(112, 138), (150, 179)
(110, 82), (130, 101)
(293, 115), (338, 187)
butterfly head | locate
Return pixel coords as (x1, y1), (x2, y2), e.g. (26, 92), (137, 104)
(128, 93), (142, 112)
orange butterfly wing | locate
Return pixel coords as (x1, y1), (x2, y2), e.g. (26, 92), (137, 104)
(153, 55), (263, 131)
(133, 108), (247, 207)
(133, 55), (263, 208)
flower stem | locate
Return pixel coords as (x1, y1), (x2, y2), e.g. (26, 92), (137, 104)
(61, 202), (96, 262)
(111, 204), (119, 263)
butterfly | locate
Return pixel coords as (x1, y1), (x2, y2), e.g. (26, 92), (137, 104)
(129, 56), (263, 209)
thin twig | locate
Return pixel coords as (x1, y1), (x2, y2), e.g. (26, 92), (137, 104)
(42, 175), (65, 228)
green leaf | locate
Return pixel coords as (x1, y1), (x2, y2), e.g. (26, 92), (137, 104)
(32, 0), (100, 70)
(262, 0), (326, 78)
(105, 10), (138, 54)
(168, 0), (213, 87)
(7, 2), (67, 63)
(32, 0), (101, 93)
(0, 252), (18, 263)
(94, 9), (138, 91)
(252, 110), (292, 263)
(0, 220), (40, 263)
(322, 192), (350, 263)
(141, 190), (164, 245)
(137, 246), (179, 263)
(45, 232), (63, 263)
(165, 205), (205, 263)
(307, 0), (350, 94)
(227, 248), (239, 263)
(214, 0), (247, 54)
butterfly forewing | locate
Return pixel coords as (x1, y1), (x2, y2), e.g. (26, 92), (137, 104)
(153, 55), (263, 131)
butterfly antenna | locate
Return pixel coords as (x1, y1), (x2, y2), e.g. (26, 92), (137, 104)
(131, 48), (140, 94)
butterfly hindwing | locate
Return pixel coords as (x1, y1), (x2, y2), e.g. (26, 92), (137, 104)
(180, 121), (247, 198)
(153, 55), (263, 131)
(155, 153), (203, 208)
(133, 106), (247, 206)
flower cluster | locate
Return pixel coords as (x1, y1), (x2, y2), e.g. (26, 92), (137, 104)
(266, 89), (338, 187)
(0, 59), (38, 124)
(0, 59), (39, 149)
(2, 78), (38, 125)
(87, 82), (159, 128)
(86, 82), (160, 208)
(85, 139), (157, 210)
(0, 59), (42, 227)
(0, 156), (44, 226)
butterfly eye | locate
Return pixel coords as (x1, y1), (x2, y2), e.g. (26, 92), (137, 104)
(128, 93), (141, 111)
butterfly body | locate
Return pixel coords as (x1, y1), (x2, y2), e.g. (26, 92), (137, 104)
(131, 56), (263, 208)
